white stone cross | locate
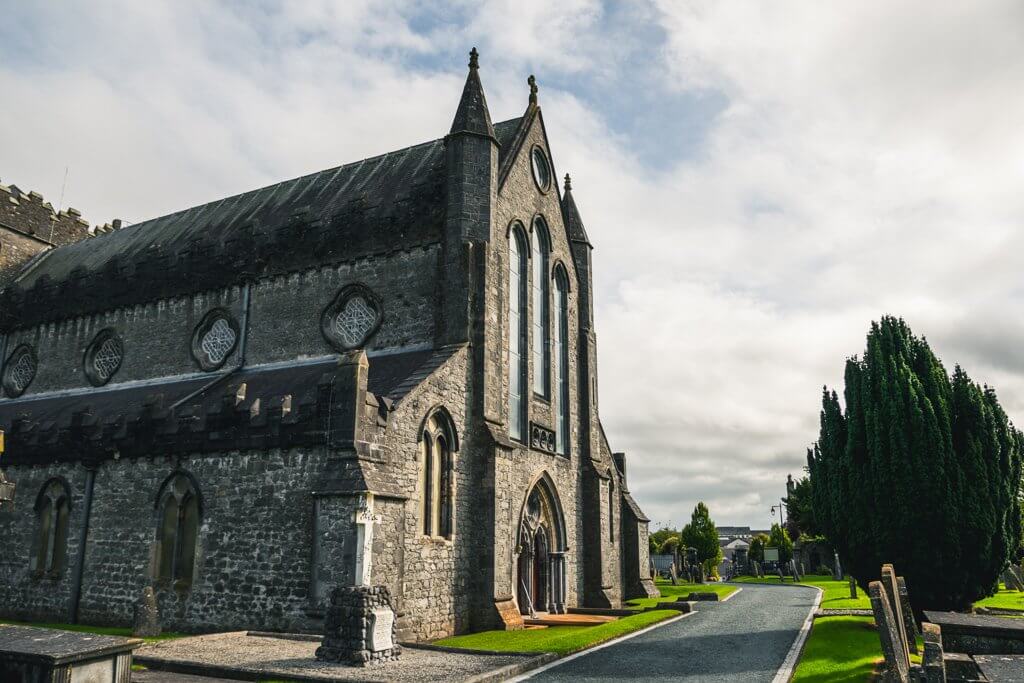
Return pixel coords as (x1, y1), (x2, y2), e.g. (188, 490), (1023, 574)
(354, 494), (383, 586)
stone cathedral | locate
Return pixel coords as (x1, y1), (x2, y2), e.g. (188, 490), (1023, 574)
(0, 51), (656, 641)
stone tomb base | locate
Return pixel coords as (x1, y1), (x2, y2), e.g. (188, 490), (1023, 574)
(316, 586), (401, 666)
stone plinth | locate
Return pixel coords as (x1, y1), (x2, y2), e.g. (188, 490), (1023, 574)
(316, 586), (401, 666)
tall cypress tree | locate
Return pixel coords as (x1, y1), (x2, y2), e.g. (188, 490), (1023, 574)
(808, 317), (1022, 611)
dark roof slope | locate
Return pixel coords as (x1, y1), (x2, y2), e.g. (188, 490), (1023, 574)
(0, 347), (457, 464)
(561, 175), (591, 245)
(1, 138), (447, 330)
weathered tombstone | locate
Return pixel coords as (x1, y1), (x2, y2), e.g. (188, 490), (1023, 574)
(881, 564), (915, 657)
(849, 574), (858, 600)
(792, 559), (802, 582)
(778, 564), (785, 582)
(316, 586), (401, 666)
(800, 561), (806, 577)
(670, 561), (678, 586)
(920, 622), (946, 683)
(132, 586), (161, 638)
(834, 551), (844, 580)
(1007, 565), (1024, 591)
(0, 625), (140, 683)
(869, 580), (910, 682)
(897, 576), (920, 649)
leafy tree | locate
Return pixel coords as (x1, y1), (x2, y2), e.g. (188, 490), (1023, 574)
(808, 316), (1023, 612)
(649, 527), (679, 549)
(749, 533), (768, 563)
(785, 475), (819, 539)
(649, 536), (659, 556)
(681, 502), (723, 573)
(659, 535), (681, 556)
(769, 523), (794, 565)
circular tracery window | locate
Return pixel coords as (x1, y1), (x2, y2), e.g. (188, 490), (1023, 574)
(321, 285), (383, 351)
(84, 330), (123, 386)
(191, 310), (239, 371)
(531, 146), (551, 192)
(3, 344), (37, 397)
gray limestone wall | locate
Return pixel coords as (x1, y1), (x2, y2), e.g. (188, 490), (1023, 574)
(0, 228), (48, 288)
(0, 447), (333, 634)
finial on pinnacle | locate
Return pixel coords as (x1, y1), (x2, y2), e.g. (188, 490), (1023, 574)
(469, 47), (480, 69)
(564, 173), (572, 191)
(528, 74), (538, 105)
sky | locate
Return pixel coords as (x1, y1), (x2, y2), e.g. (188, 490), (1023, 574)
(2, 1), (1024, 530)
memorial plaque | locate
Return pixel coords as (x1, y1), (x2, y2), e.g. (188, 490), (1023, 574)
(366, 607), (394, 652)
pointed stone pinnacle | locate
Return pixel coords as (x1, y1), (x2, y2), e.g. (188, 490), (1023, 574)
(469, 47), (479, 69)
(564, 174), (572, 191)
(528, 74), (538, 105)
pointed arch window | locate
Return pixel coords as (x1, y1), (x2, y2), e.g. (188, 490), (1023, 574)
(553, 267), (570, 455)
(156, 473), (201, 588)
(420, 410), (457, 539)
(33, 479), (70, 576)
(532, 218), (551, 398)
(509, 225), (529, 441)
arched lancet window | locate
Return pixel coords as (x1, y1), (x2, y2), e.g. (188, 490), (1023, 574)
(509, 225), (529, 441)
(420, 409), (457, 539)
(608, 479), (615, 542)
(156, 473), (201, 587)
(531, 217), (551, 398)
(553, 267), (570, 454)
(33, 479), (70, 576)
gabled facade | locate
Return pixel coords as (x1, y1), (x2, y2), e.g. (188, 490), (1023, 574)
(0, 51), (654, 641)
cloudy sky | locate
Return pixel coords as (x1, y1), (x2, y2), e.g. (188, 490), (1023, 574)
(3, 1), (1023, 529)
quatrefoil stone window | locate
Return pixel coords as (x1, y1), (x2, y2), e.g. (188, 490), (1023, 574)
(191, 310), (240, 372)
(3, 345), (37, 397)
(84, 330), (123, 386)
(321, 285), (383, 352)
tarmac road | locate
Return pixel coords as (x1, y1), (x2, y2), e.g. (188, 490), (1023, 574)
(520, 583), (818, 682)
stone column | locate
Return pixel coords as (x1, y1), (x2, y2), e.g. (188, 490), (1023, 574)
(354, 494), (382, 587)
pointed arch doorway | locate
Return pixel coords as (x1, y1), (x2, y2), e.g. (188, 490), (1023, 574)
(516, 475), (567, 615)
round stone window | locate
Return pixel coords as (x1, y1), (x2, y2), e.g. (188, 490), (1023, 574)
(84, 330), (123, 387)
(531, 146), (551, 192)
(2, 344), (37, 397)
(191, 309), (240, 372)
(321, 284), (383, 352)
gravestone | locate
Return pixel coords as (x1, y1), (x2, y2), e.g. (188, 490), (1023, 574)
(800, 562), (806, 577)
(849, 575), (857, 600)
(881, 564), (915, 657)
(670, 561), (678, 586)
(0, 625), (141, 683)
(316, 585), (401, 666)
(132, 586), (161, 638)
(897, 576), (920, 651)
(834, 551), (843, 580)
(920, 622), (945, 683)
(869, 580), (910, 682)
(1004, 565), (1024, 592)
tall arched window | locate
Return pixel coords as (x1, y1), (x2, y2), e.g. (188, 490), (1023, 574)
(33, 479), (70, 576)
(608, 479), (615, 542)
(420, 409), (457, 539)
(531, 217), (550, 398)
(553, 267), (570, 454)
(156, 473), (201, 588)
(509, 225), (529, 441)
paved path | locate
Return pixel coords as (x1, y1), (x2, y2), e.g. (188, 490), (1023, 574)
(522, 583), (818, 682)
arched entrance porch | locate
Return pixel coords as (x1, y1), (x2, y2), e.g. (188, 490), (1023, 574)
(516, 474), (567, 615)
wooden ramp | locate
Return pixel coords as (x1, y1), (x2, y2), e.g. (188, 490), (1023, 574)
(524, 613), (618, 627)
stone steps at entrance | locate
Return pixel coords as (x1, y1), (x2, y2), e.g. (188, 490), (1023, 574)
(524, 614), (618, 627)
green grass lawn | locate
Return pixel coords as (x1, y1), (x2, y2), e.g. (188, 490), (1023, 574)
(623, 579), (737, 610)
(791, 616), (881, 683)
(0, 620), (186, 644)
(732, 574), (871, 610)
(975, 583), (1024, 611)
(433, 609), (679, 655)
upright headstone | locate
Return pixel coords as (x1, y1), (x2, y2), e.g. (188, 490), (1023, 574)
(833, 551), (844, 580)
(897, 575), (920, 650)
(869, 580), (910, 683)
(317, 585), (401, 666)
(849, 575), (857, 600)
(1007, 565), (1024, 591)
(792, 559), (802, 582)
(800, 562), (806, 577)
(920, 622), (945, 683)
(670, 561), (678, 586)
(132, 586), (160, 638)
(881, 564), (914, 658)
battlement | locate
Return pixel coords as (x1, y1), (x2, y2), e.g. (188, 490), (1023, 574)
(0, 181), (91, 247)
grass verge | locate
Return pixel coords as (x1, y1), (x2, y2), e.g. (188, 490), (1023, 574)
(624, 579), (737, 610)
(791, 616), (881, 683)
(433, 609), (679, 655)
(732, 574), (870, 609)
(975, 583), (1024, 611)
(0, 620), (186, 645)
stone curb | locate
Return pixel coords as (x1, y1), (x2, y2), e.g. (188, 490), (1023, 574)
(813, 609), (872, 618)
(770, 585), (823, 683)
(721, 587), (743, 602)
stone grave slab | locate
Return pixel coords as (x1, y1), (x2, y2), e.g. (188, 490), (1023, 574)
(974, 654), (1024, 682)
(924, 610), (1024, 655)
(0, 624), (141, 683)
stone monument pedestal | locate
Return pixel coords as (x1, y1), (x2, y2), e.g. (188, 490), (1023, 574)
(316, 585), (401, 666)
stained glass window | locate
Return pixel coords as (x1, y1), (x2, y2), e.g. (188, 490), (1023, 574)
(509, 226), (528, 441)
(334, 296), (378, 348)
(5, 347), (37, 396)
(554, 269), (569, 455)
(92, 337), (123, 382)
(532, 218), (550, 398)
(200, 318), (237, 366)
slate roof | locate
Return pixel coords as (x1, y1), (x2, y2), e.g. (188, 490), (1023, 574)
(449, 52), (495, 140)
(0, 138), (448, 330)
(561, 176), (591, 245)
(0, 347), (458, 465)
(623, 492), (650, 522)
